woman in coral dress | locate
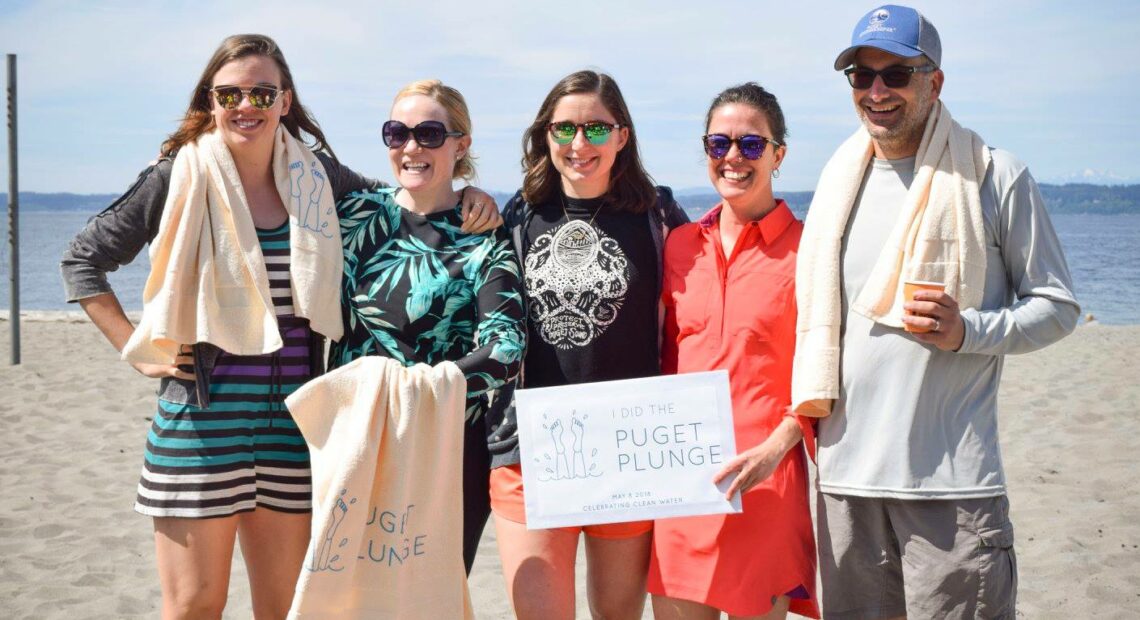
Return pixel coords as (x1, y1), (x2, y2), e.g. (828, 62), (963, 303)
(649, 83), (819, 619)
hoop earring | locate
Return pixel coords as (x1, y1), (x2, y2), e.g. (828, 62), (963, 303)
(772, 168), (781, 179)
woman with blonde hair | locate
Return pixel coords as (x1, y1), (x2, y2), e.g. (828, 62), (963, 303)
(329, 79), (527, 574)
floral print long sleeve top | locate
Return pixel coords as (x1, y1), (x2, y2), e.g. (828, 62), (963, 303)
(330, 188), (526, 420)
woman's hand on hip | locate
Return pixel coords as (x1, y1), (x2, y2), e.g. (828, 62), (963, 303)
(130, 346), (195, 381)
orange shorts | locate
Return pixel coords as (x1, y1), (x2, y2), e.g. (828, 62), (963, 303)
(489, 464), (653, 539)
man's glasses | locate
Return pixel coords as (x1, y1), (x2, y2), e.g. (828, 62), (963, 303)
(381, 120), (465, 149)
(702, 134), (780, 160)
(844, 65), (936, 89)
(208, 85), (281, 110)
(547, 121), (622, 146)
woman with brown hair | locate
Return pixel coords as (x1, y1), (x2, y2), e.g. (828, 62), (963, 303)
(486, 69), (688, 619)
(60, 35), (497, 619)
(650, 82), (818, 620)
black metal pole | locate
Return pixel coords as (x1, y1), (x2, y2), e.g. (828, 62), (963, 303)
(7, 54), (19, 365)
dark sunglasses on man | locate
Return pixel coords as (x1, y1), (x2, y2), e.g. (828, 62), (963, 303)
(382, 120), (465, 149)
(209, 85), (282, 110)
(702, 134), (781, 161)
(844, 64), (936, 89)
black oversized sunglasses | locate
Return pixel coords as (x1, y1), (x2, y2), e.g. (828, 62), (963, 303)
(844, 64), (936, 89)
(702, 134), (781, 160)
(381, 120), (465, 149)
(208, 85), (282, 110)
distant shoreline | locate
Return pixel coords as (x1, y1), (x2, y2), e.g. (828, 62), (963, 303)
(5, 182), (1140, 216)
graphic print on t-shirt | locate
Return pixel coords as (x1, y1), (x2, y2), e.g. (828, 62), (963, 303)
(525, 220), (630, 349)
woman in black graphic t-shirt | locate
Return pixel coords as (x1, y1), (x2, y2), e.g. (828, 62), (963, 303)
(487, 70), (688, 619)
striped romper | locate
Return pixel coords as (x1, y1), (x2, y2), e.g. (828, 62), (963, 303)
(134, 222), (314, 518)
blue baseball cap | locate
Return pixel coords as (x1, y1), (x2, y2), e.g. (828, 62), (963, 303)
(833, 5), (941, 70)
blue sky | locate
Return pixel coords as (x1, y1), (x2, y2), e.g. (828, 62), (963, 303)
(1, 0), (1138, 194)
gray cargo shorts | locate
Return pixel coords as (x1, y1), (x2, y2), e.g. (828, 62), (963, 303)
(817, 492), (1017, 620)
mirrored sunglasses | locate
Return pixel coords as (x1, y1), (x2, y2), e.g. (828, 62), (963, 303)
(547, 121), (622, 146)
(382, 120), (465, 149)
(702, 134), (779, 160)
(209, 85), (281, 110)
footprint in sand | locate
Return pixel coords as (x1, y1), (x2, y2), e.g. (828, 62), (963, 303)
(1, 566), (28, 584)
(72, 572), (115, 587)
(32, 524), (64, 539)
(115, 594), (150, 616)
(29, 585), (73, 601)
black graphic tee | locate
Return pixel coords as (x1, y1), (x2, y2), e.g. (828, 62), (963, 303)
(522, 195), (659, 388)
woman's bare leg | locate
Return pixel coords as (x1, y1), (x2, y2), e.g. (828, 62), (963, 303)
(493, 513), (579, 620)
(584, 531), (652, 619)
(153, 515), (239, 620)
(652, 593), (792, 620)
(237, 508), (311, 619)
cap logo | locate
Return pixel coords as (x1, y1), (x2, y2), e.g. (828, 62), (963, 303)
(860, 8), (896, 38)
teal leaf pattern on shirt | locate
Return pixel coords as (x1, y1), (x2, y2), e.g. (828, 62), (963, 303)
(330, 188), (526, 419)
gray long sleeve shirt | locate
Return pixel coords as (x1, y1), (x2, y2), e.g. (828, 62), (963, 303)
(816, 148), (1079, 499)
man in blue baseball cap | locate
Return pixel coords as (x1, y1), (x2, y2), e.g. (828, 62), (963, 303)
(792, 5), (1079, 618)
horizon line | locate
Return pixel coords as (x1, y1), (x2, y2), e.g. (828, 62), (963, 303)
(4, 179), (1140, 199)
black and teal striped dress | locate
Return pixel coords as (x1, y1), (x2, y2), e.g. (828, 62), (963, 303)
(134, 222), (314, 518)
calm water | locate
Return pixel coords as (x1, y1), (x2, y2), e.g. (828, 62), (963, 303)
(1, 210), (1137, 324)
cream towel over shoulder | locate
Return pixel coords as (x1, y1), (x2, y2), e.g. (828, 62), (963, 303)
(122, 126), (342, 365)
(792, 102), (991, 417)
(285, 357), (473, 620)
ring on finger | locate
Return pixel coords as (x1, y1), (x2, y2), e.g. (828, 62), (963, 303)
(933, 319), (942, 332)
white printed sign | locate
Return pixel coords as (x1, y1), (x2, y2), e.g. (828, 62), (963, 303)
(516, 370), (741, 529)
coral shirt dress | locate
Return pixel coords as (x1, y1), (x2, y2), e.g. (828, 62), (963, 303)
(648, 202), (819, 618)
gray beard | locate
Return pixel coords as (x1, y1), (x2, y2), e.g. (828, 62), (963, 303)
(863, 119), (923, 155)
(856, 84), (936, 157)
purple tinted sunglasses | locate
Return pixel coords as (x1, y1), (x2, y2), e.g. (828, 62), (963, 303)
(702, 134), (781, 160)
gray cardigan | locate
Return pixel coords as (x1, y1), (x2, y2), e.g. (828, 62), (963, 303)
(60, 152), (379, 406)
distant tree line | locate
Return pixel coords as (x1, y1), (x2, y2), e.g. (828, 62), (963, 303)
(1036, 184), (1140, 215)
(673, 184), (1140, 219)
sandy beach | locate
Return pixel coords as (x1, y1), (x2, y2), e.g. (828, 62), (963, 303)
(1, 313), (1137, 618)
